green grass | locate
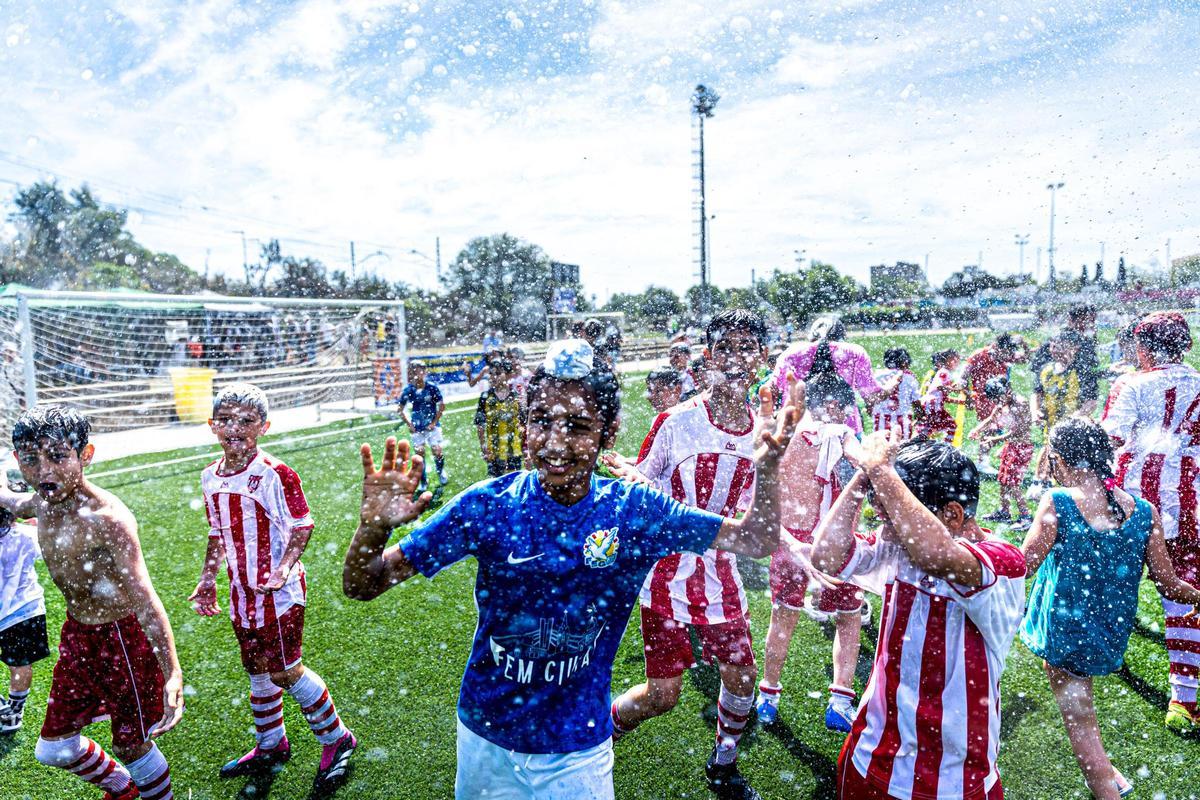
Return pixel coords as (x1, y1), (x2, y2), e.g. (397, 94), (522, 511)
(3, 335), (1199, 799)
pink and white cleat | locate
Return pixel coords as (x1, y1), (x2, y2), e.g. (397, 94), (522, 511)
(219, 737), (292, 778)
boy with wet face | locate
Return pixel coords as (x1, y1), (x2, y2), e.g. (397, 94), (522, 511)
(189, 383), (356, 794)
(342, 338), (801, 800)
(611, 309), (776, 800)
(811, 433), (1027, 800)
(0, 405), (182, 800)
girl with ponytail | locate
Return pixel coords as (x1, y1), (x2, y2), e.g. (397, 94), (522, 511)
(1020, 417), (1200, 799)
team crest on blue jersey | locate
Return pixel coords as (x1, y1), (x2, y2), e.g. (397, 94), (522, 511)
(583, 527), (620, 568)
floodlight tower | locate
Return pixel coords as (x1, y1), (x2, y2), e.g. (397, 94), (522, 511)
(1046, 181), (1064, 289)
(692, 84), (719, 319)
(1014, 233), (1030, 277)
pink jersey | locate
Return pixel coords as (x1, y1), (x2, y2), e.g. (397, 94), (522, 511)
(636, 400), (755, 625)
(922, 368), (955, 412)
(1101, 363), (1200, 541)
(202, 450), (314, 629)
(773, 340), (881, 434)
(834, 533), (1026, 800)
(872, 369), (920, 438)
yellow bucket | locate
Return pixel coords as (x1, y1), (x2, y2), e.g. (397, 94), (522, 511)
(168, 367), (217, 424)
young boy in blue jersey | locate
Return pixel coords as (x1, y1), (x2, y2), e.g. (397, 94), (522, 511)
(397, 360), (448, 490)
(343, 339), (801, 800)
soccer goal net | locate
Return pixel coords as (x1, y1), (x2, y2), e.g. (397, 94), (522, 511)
(0, 289), (406, 445)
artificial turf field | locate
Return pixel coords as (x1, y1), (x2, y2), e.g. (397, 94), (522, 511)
(3, 329), (1199, 800)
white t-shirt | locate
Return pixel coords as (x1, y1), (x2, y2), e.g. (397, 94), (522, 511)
(0, 523), (45, 632)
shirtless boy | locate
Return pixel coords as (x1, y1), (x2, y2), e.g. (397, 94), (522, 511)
(1, 405), (182, 800)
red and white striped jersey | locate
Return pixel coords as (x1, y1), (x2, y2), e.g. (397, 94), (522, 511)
(834, 533), (1026, 800)
(202, 450), (314, 629)
(1101, 364), (1200, 541)
(636, 400), (755, 625)
(872, 369), (920, 438)
(922, 368), (955, 412)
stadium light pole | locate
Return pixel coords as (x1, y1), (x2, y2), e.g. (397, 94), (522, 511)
(1014, 234), (1030, 277)
(1046, 181), (1064, 291)
(232, 229), (249, 283)
(692, 83), (719, 320)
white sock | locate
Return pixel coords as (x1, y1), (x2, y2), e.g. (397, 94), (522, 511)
(35, 735), (133, 793)
(126, 743), (173, 800)
(757, 681), (782, 709)
(829, 684), (856, 710)
(287, 668), (349, 746)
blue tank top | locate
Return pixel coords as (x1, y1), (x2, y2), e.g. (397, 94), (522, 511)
(1020, 489), (1152, 676)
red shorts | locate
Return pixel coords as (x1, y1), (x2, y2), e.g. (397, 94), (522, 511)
(234, 604), (305, 674)
(639, 605), (755, 680)
(972, 395), (997, 421)
(836, 739), (1004, 799)
(41, 614), (165, 751)
(997, 441), (1034, 488)
(921, 408), (957, 439)
(770, 529), (864, 612)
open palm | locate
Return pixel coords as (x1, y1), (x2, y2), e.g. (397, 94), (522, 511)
(360, 437), (432, 530)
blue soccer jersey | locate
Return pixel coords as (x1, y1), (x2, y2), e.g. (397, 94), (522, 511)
(399, 382), (443, 430)
(399, 470), (723, 754)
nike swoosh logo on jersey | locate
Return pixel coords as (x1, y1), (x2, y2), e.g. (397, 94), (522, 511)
(507, 552), (544, 564)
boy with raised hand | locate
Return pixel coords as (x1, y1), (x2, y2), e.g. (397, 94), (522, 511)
(609, 309), (772, 800)
(811, 430), (1026, 800)
(0, 406), (182, 800)
(189, 383), (356, 794)
(343, 338), (799, 800)
(398, 359), (448, 490)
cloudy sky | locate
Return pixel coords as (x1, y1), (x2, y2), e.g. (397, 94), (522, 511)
(1, 0), (1197, 301)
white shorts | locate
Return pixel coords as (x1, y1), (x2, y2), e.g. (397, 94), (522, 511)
(411, 426), (444, 449)
(455, 718), (614, 800)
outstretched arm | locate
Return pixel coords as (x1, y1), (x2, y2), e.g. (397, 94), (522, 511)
(0, 467), (36, 518)
(1020, 492), (1059, 573)
(107, 515), (183, 736)
(811, 470), (870, 574)
(343, 438), (431, 601)
(712, 379), (802, 558)
(862, 428), (986, 586)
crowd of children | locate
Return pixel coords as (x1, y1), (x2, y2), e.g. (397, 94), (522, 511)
(2, 304), (1199, 800)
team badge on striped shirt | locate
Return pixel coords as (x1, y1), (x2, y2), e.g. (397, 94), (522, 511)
(583, 527), (619, 568)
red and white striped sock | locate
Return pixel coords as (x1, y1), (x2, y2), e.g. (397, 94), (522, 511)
(829, 683), (857, 710)
(1164, 598), (1200, 708)
(34, 735), (134, 793)
(127, 742), (173, 800)
(288, 668), (349, 746)
(712, 686), (753, 766)
(249, 673), (286, 750)
(757, 680), (782, 710)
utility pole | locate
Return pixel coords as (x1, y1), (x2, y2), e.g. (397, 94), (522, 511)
(233, 230), (249, 284)
(1047, 180), (1064, 290)
(204, 248), (211, 284)
(1167, 238), (1173, 287)
(1036, 247), (1042, 283)
(1014, 234), (1030, 277)
(350, 241), (357, 279)
(692, 84), (719, 320)
(435, 236), (442, 280)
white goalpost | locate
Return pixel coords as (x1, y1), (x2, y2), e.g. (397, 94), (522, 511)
(0, 289), (406, 449)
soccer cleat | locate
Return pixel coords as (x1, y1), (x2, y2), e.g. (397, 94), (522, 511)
(801, 594), (831, 623)
(438, 470), (450, 486)
(102, 785), (141, 800)
(859, 597), (873, 625)
(1165, 701), (1200, 735)
(980, 510), (1013, 523)
(313, 731), (357, 794)
(754, 695), (778, 726)
(0, 703), (23, 734)
(824, 700), (855, 733)
(219, 737), (292, 778)
(704, 749), (762, 800)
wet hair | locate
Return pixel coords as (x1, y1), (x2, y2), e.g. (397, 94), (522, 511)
(582, 318), (604, 341)
(491, 359), (516, 374)
(983, 376), (1010, 401)
(1049, 417), (1125, 524)
(213, 382), (269, 420)
(527, 365), (622, 439)
(931, 349), (959, 368)
(1050, 330), (1084, 351)
(805, 372), (855, 412)
(669, 343), (691, 356)
(1068, 304), (1097, 324)
(646, 369), (682, 388)
(409, 359), (428, 370)
(883, 347), (911, 370)
(1135, 311), (1192, 362)
(1116, 320), (1139, 347)
(808, 314), (846, 342)
(995, 333), (1018, 352)
(892, 439), (980, 518)
(808, 339), (837, 378)
(706, 308), (768, 348)
(12, 405), (92, 455)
